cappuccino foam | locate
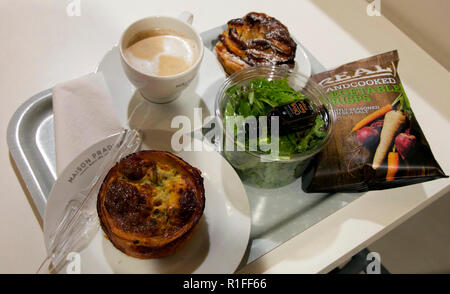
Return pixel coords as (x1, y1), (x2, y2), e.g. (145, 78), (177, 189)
(124, 32), (197, 76)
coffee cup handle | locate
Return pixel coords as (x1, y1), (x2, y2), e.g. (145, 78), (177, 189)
(178, 11), (194, 25)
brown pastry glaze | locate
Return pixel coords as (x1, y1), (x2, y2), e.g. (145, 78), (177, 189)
(215, 12), (297, 75)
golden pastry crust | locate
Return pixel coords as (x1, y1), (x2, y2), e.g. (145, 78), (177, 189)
(215, 12), (297, 75)
(97, 151), (205, 259)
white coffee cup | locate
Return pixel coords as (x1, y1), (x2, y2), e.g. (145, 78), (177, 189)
(119, 12), (204, 103)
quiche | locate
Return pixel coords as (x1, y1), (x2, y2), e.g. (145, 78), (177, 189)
(97, 151), (205, 259)
(215, 12), (297, 75)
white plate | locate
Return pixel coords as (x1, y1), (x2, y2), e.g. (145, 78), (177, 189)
(43, 133), (251, 274)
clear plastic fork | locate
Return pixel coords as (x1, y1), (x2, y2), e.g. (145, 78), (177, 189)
(37, 128), (142, 273)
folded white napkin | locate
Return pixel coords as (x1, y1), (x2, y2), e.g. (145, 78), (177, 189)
(52, 73), (122, 175)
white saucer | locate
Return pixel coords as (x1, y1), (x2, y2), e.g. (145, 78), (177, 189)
(96, 46), (226, 132)
(43, 133), (251, 273)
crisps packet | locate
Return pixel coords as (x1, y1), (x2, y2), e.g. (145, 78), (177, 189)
(302, 50), (447, 192)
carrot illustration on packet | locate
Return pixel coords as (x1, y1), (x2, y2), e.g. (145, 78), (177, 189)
(386, 148), (399, 181)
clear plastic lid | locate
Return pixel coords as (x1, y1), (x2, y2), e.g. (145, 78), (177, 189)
(215, 65), (335, 162)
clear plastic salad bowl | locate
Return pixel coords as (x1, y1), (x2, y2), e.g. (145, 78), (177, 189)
(215, 66), (335, 188)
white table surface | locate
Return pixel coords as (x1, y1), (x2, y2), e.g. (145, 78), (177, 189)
(0, 0), (448, 274)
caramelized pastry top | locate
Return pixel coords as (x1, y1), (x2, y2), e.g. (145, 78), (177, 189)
(98, 151), (205, 243)
(215, 12), (297, 75)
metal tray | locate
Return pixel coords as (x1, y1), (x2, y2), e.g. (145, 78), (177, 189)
(7, 25), (361, 265)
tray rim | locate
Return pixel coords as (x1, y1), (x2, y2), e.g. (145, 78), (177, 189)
(7, 88), (53, 217)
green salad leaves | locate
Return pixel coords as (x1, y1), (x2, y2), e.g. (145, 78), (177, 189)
(224, 78), (327, 157)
